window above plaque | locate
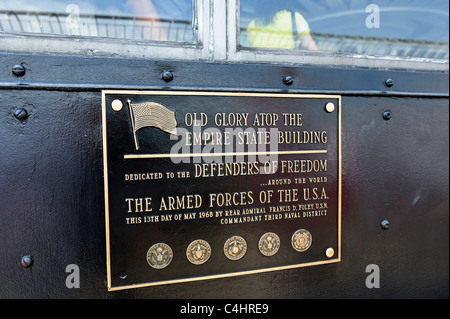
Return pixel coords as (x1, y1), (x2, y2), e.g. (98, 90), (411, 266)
(0, 0), (197, 43)
(239, 0), (449, 60)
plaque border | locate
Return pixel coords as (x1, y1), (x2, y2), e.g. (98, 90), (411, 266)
(102, 90), (342, 291)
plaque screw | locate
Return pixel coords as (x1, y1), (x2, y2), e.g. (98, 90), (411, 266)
(111, 99), (123, 112)
(12, 64), (26, 77)
(385, 78), (394, 88)
(325, 102), (335, 113)
(324, 248), (335, 258)
(283, 76), (294, 86)
(20, 255), (34, 268)
(14, 107), (28, 121)
(381, 220), (390, 230)
(382, 110), (392, 121)
(161, 71), (174, 82)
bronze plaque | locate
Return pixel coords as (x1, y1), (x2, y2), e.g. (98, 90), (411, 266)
(102, 91), (341, 291)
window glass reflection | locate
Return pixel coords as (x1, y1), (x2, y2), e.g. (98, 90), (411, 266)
(244, 2), (319, 50)
(0, 0), (195, 43)
(240, 0), (449, 60)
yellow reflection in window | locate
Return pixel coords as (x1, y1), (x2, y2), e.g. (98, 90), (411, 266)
(247, 10), (318, 50)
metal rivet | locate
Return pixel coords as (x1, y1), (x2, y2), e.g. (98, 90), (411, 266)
(12, 64), (26, 77)
(119, 273), (127, 280)
(161, 71), (174, 82)
(20, 255), (34, 268)
(382, 110), (392, 120)
(385, 79), (394, 88)
(325, 102), (335, 113)
(324, 248), (335, 258)
(111, 99), (123, 112)
(283, 76), (294, 86)
(381, 220), (390, 230)
(14, 108), (28, 121)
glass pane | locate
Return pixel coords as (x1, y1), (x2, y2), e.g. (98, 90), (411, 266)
(240, 0), (449, 60)
(0, 0), (196, 43)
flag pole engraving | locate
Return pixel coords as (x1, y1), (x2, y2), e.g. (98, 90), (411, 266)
(127, 100), (140, 150)
(127, 100), (178, 150)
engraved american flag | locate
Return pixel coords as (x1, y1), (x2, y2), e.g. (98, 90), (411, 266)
(128, 101), (178, 150)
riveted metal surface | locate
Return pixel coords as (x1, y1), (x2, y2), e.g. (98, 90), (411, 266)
(0, 52), (448, 299)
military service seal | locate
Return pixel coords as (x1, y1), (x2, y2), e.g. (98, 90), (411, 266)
(186, 239), (211, 265)
(146, 243), (173, 269)
(258, 232), (281, 256)
(291, 229), (312, 252)
(224, 236), (247, 261)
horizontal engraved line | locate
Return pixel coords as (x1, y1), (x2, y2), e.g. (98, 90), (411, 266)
(124, 150), (327, 160)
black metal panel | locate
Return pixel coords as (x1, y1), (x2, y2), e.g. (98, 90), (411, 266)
(0, 52), (448, 299)
(0, 52), (448, 96)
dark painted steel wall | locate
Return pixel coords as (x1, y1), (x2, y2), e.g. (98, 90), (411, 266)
(0, 52), (448, 298)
